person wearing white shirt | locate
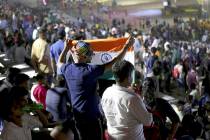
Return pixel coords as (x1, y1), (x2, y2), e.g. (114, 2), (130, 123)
(0, 87), (43, 140)
(101, 60), (153, 140)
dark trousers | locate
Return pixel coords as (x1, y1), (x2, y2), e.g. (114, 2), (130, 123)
(75, 118), (103, 140)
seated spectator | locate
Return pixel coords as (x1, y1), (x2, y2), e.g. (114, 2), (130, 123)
(175, 114), (203, 139)
(0, 67), (21, 91)
(0, 86), (43, 140)
(0, 68), (21, 132)
(142, 77), (180, 140)
(46, 76), (70, 122)
(14, 73), (33, 103)
(14, 73), (30, 90)
(101, 60), (152, 140)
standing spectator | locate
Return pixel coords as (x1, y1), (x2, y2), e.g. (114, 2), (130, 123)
(25, 24), (34, 45)
(31, 27), (52, 75)
(5, 32), (14, 61)
(14, 35), (27, 63)
(145, 47), (158, 76)
(50, 29), (66, 77)
(186, 67), (198, 91)
(101, 60), (152, 140)
(32, 26), (40, 41)
(58, 36), (134, 140)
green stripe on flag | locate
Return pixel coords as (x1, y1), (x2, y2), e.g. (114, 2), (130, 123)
(99, 70), (115, 80)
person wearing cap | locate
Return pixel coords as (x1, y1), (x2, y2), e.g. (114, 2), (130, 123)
(58, 36), (134, 140)
(50, 28), (66, 77)
(31, 27), (52, 81)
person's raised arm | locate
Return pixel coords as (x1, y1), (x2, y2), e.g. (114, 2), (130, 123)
(104, 36), (135, 72)
(57, 39), (73, 69)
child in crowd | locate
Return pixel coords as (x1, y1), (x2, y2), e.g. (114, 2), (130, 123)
(31, 74), (49, 109)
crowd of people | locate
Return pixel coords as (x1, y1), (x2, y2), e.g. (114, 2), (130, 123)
(1, 2), (210, 140)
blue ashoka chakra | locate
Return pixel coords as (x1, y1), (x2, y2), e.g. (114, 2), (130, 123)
(101, 53), (112, 64)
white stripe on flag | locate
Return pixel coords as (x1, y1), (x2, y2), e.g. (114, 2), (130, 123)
(91, 51), (134, 65)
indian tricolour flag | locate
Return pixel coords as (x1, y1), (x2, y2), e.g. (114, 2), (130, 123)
(73, 37), (134, 80)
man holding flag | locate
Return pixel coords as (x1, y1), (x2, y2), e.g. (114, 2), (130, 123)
(58, 36), (134, 140)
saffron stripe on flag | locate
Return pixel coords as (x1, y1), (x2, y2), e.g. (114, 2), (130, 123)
(73, 38), (133, 52)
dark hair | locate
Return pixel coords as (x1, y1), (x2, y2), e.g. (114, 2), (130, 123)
(0, 88), (10, 119)
(57, 28), (66, 39)
(182, 114), (195, 128)
(6, 67), (21, 84)
(179, 135), (194, 140)
(14, 73), (30, 86)
(38, 27), (47, 34)
(151, 47), (157, 54)
(0, 86), (28, 120)
(34, 73), (45, 81)
(112, 60), (134, 83)
(144, 40), (150, 48)
(55, 76), (66, 87)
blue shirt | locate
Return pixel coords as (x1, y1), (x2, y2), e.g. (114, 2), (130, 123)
(50, 40), (64, 74)
(25, 26), (34, 41)
(146, 55), (158, 74)
(61, 63), (105, 120)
